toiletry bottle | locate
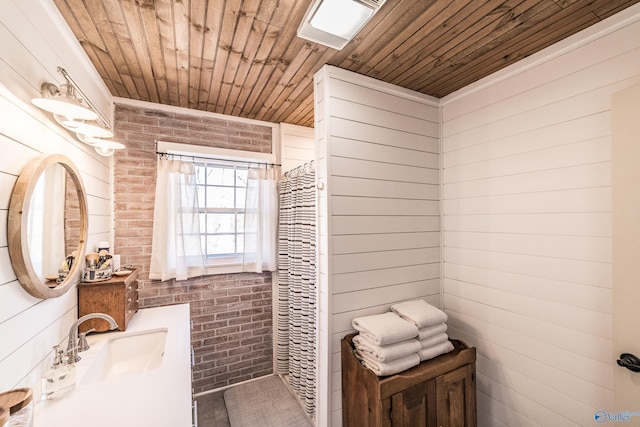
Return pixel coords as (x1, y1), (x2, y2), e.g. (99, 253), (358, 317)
(41, 345), (76, 400)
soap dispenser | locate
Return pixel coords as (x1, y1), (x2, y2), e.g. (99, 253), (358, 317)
(41, 345), (76, 400)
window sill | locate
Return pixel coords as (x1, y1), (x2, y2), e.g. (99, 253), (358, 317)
(204, 263), (243, 275)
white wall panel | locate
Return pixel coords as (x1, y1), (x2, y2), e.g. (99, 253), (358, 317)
(332, 156), (439, 183)
(443, 137), (611, 184)
(445, 291), (613, 365)
(444, 161), (611, 199)
(333, 248), (440, 274)
(331, 137), (439, 168)
(333, 231), (439, 254)
(332, 176), (438, 199)
(444, 187), (611, 215)
(332, 279), (440, 314)
(279, 123), (314, 174)
(445, 281), (611, 339)
(441, 5), (640, 426)
(443, 113), (611, 169)
(333, 215), (440, 235)
(445, 231), (611, 263)
(332, 263), (440, 294)
(0, 248), (17, 285)
(0, 280), (40, 322)
(332, 118), (439, 153)
(444, 263), (611, 314)
(315, 65), (440, 426)
(444, 212), (612, 236)
(0, 211), (7, 247)
(457, 326), (610, 427)
(444, 246), (610, 287)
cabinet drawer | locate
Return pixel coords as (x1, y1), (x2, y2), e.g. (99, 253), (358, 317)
(78, 269), (139, 333)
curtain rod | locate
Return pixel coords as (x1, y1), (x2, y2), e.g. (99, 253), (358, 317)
(283, 160), (315, 178)
(156, 151), (281, 168)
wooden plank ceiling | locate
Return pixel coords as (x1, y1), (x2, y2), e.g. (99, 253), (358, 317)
(54, 0), (640, 128)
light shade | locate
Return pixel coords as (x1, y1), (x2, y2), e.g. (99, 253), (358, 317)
(76, 122), (114, 140)
(297, 0), (384, 50)
(53, 114), (86, 131)
(93, 140), (126, 157)
(32, 83), (99, 121)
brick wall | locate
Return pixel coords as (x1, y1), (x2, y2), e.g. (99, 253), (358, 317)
(113, 102), (274, 393)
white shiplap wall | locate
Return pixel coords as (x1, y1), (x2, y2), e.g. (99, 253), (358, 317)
(279, 123), (314, 173)
(314, 66), (440, 426)
(0, 0), (112, 397)
(441, 5), (640, 426)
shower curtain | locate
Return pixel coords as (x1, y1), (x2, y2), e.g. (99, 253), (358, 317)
(277, 162), (317, 418)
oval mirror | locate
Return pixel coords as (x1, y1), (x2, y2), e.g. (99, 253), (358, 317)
(8, 154), (88, 299)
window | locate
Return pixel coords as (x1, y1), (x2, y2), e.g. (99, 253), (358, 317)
(154, 139), (279, 277)
(195, 161), (248, 270)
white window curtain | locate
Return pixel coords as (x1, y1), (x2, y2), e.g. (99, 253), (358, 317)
(243, 166), (279, 273)
(150, 158), (206, 281)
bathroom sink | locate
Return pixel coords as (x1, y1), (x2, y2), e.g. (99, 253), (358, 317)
(82, 328), (168, 384)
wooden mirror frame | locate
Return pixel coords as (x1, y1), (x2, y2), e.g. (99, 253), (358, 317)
(8, 154), (88, 299)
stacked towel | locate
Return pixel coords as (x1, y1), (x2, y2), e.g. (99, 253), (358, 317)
(350, 300), (456, 375)
(352, 312), (418, 346)
(352, 334), (421, 362)
(391, 298), (448, 328)
(351, 312), (420, 375)
(390, 299), (454, 362)
(418, 323), (447, 340)
(357, 352), (421, 376)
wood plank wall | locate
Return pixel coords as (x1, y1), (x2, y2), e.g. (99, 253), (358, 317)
(0, 0), (112, 397)
(314, 66), (441, 426)
(441, 6), (640, 426)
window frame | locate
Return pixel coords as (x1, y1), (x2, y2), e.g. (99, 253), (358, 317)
(157, 140), (277, 275)
(196, 160), (247, 272)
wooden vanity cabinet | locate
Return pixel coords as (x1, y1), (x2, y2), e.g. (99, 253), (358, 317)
(341, 333), (476, 427)
(77, 269), (139, 333)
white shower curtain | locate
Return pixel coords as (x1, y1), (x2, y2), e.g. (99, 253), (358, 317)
(277, 162), (317, 418)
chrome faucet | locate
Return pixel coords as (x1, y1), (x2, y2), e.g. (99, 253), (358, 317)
(66, 313), (118, 363)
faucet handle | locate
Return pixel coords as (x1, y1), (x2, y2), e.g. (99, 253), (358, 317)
(77, 329), (95, 352)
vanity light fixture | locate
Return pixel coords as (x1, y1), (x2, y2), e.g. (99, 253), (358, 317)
(297, 0), (386, 50)
(31, 67), (125, 156)
(32, 83), (98, 121)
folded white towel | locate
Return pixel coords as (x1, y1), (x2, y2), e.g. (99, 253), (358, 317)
(353, 335), (421, 362)
(418, 332), (449, 349)
(391, 299), (448, 328)
(418, 340), (454, 362)
(352, 312), (418, 346)
(418, 323), (448, 340)
(357, 351), (420, 376)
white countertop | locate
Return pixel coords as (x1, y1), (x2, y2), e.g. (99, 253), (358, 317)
(35, 304), (193, 427)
